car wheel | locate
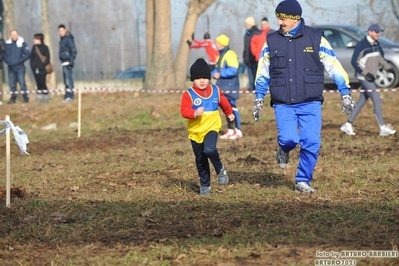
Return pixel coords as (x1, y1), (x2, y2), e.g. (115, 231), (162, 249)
(375, 63), (399, 88)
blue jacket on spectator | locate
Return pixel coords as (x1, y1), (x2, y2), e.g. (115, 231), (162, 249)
(4, 37), (30, 68)
(59, 32), (77, 66)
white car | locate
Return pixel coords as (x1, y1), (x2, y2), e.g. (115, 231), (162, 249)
(313, 24), (399, 88)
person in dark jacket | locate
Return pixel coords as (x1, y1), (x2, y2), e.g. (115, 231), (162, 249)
(243, 16), (260, 92)
(0, 32), (5, 105)
(4, 30), (30, 103)
(252, 0), (355, 193)
(340, 24), (396, 137)
(30, 33), (50, 103)
(58, 24), (77, 102)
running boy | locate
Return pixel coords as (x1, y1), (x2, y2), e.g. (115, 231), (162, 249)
(180, 58), (235, 195)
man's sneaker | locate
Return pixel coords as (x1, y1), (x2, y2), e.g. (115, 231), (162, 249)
(295, 182), (316, 193)
(340, 122), (355, 136)
(62, 97), (74, 102)
(276, 147), (289, 169)
(229, 129), (243, 140)
(217, 168), (229, 185)
(379, 124), (396, 136)
(220, 129), (234, 140)
(8, 99), (16, 104)
(200, 186), (211, 195)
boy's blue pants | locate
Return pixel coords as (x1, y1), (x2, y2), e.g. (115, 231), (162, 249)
(274, 101), (322, 184)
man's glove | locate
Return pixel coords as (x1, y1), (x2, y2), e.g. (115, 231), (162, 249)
(365, 73), (375, 82)
(187, 40), (192, 46)
(252, 99), (264, 121)
(341, 94), (356, 115)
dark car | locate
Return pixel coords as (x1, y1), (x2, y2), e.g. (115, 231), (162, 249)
(114, 66), (146, 80)
(313, 24), (399, 88)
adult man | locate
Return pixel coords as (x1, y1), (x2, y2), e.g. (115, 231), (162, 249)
(340, 24), (396, 137)
(252, 0), (355, 193)
(188, 32), (219, 72)
(58, 24), (77, 102)
(4, 30), (30, 103)
(243, 16), (260, 92)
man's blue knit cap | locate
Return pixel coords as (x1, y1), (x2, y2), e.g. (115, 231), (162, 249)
(275, 0), (302, 20)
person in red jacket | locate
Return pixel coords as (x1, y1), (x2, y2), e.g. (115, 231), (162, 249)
(188, 33), (219, 71)
(180, 58), (235, 195)
(251, 17), (273, 62)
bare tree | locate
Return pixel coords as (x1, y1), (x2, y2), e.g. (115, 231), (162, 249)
(144, 0), (176, 90)
(41, 0), (57, 90)
(391, 0), (399, 20)
(174, 0), (215, 87)
(144, 0), (154, 90)
(145, 0), (215, 90)
(3, 0), (14, 34)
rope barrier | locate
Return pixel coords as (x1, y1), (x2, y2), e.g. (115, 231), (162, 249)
(0, 87), (398, 95)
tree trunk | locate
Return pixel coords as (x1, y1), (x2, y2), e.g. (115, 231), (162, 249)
(3, 0), (14, 33)
(41, 0), (57, 91)
(144, 0), (154, 90)
(144, 0), (176, 90)
(174, 0), (215, 88)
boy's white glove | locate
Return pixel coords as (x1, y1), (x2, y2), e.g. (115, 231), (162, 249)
(341, 95), (355, 114)
(252, 99), (264, 121)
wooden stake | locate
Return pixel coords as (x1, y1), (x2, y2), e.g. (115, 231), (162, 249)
(78, 88), (81, 138)
(5, 115), (10, 208)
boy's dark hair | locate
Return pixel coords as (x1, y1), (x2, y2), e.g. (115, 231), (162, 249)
(34, 33), (44, 43)
(58, 24), (66, 29)
(204, 32), (211, 39)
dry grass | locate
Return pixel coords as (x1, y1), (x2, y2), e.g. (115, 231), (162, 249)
(0, 89), (398, 265)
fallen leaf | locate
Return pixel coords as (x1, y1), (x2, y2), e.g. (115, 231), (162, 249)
(141, 207), (156, 217)
(175, 254), (187, 261)
(70, 186), (79, 192)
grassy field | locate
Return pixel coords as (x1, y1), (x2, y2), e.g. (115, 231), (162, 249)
(0, 89), (398, 266)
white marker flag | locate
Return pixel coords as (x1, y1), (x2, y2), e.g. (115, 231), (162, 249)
(0, 120), (29, 155)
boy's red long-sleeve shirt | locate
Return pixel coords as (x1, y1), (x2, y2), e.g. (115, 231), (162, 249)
(180, 84), (233, 119)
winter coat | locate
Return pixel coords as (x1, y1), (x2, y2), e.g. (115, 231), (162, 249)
(351, 36), (391, 80)
(30, 43), (50, 75)
(243, 26), (260, 65)
(267, 19), (324, 105)
(4, 36), (30, 69)
(59, 32), (77, 66)
(214, 46), (240, 100)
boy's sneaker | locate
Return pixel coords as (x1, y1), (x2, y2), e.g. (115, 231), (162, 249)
(379, 124), (396, 136)
(217, 168), (229, 185)
(276, 147), (289, 169)
(295, 182), (316, 193)
(220, 129), (234, 140)
(200, 186), (211, 195)
(229, 129), (243, 140)
(340, 122), (355, 136)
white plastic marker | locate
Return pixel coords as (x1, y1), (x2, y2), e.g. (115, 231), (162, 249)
(5, 115), (11, 208)
(78, 88), (82, 138)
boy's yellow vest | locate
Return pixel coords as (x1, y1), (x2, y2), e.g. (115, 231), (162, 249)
(187, 85), (221, 143)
